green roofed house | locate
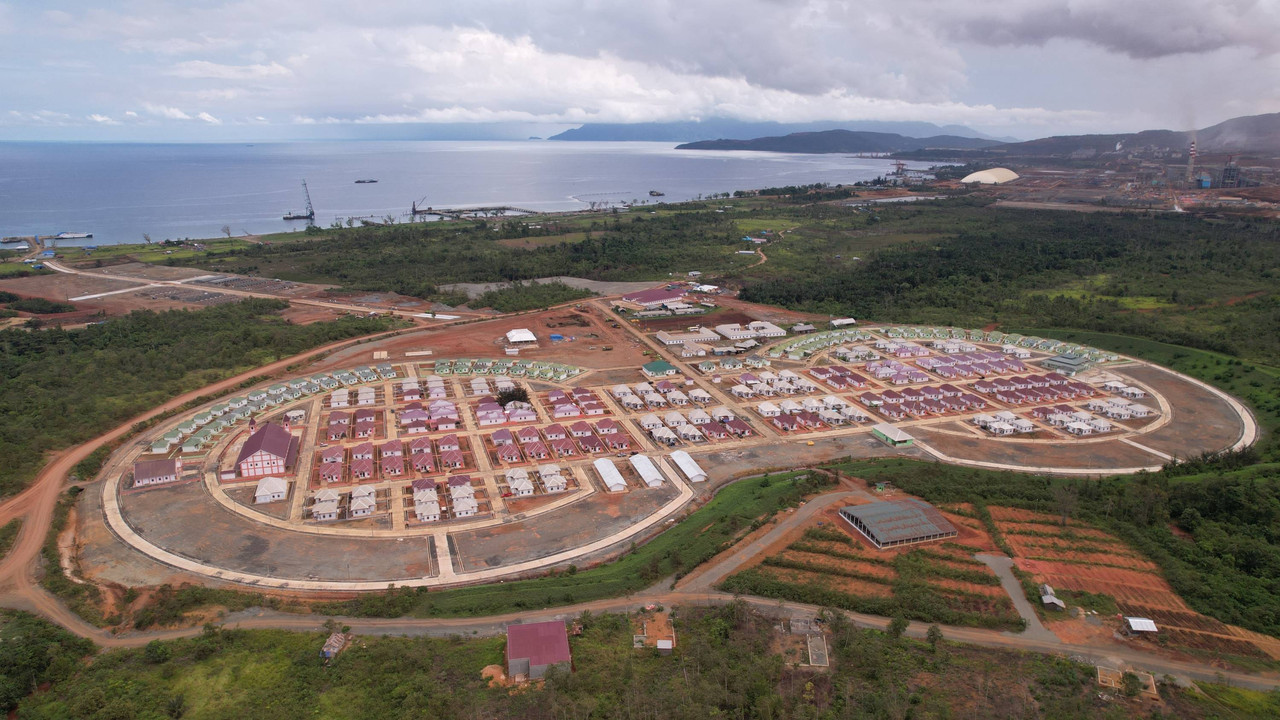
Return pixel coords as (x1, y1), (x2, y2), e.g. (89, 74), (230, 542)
(1042, 352), (1092, 375)
(642, 360), (678, 378)
(838, 498), (958, 550)
(871, 423), (914, 447)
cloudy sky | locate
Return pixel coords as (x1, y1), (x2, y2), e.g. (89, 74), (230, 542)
(2, 0), (1278, 141)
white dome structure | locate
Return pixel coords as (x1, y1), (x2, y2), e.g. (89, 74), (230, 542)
(961, 167), (1020, 184)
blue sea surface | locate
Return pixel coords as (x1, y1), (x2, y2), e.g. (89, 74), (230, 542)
(0, 141), (920, 246)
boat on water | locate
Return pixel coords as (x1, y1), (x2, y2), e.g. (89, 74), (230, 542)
(354, 179), (378, 184)
(649, 190), (665, 197)
(283, 180), (316, 222)
(55, 232), (93, 239)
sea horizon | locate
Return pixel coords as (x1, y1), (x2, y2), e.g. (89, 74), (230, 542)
(0, 140), (928, 247)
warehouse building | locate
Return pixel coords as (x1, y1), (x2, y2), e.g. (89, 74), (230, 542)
(506, 621), (572, 680)
(871, 423), (914, 447)
(838, 499), (958, 550)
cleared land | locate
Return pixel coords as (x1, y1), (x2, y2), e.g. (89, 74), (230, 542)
(993, 507), (1280, 662)
(719, 498), (1024, 630)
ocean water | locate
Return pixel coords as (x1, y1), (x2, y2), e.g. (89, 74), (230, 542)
(0, 141), (921, 246)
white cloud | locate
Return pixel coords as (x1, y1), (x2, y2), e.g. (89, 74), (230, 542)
(88, 113), (119, 125)
(144, 103), (192, 120)
(1, 0), (1277, 138)
(168, 60), (292, 80)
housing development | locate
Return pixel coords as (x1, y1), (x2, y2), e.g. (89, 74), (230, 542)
(92, 286), (1250, 596)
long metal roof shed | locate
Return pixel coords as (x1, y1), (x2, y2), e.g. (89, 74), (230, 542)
(669, 450), (707, 482)
(839, 499), (958, 549)
(628, 454), (665, 488)
(592, 458), (627, 492)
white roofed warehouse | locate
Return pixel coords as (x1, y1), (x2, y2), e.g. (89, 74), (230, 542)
(628, 454), (666, 488)
(669, 450), (707, 482)
(505, 328), (538, 345)
(839, 499), (958, 550)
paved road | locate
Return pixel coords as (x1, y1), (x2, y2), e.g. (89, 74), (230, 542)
(1, 285), (1276, 694)
(976, 553), (1058, 643)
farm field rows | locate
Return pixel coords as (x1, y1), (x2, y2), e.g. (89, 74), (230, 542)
(992, 507), (1280, 661)
(720, 503), (1024, 630)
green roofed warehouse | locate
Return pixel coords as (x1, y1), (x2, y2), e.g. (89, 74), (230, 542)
(839, 499), (958, 550)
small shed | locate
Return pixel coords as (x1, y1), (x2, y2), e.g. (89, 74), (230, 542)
(1125, 617), (1158, 634)
(320, 632), (349, 658)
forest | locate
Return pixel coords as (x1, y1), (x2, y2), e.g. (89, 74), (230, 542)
(167, 211), (744, 303)
(472, 280), (595, 312)
(737, 204), (1280, 363)
(0, 299), (397, 496)
(9, 604), (1267, 719)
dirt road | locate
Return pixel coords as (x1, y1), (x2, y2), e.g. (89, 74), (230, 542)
(5, 479), (1277, 691)
(43, 260), (472, 322)
(1, 291), (1277, 693)
(0, 327), (407, 608)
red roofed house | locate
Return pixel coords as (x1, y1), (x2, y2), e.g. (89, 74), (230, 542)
(381, 455), (405, 477)
(133, 458), (180, 487)
(412, 454), (435, 474)
(620, 287), (685, 308)
(506, 621), (572, 680)
(236, 423), (295, 478)
(320, 463), (344, 483)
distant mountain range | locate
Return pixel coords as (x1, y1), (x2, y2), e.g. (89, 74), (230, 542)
(659, 112), (1280, 159)
(673, 130), (1003, 154)
(994, 112), (1280, 157)
(548, 119), (1016, 143)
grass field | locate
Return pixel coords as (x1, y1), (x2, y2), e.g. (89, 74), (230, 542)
(314, 471), (835, 618)
(63, 238), (259, 265)
(0, 262), (53, 278)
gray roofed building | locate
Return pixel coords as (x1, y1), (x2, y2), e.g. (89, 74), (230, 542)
(838, 499), (957, 550)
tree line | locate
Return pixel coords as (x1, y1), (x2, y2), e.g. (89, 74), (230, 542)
(0, 299), (397, 496)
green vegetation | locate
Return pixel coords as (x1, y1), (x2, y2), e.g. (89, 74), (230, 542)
(0, 262), (53, 278)
(17, 603), (1259, 719)
(0, 518), (20, 560)
(41, 487), (104, 625)
(131, 584), (296, 630)
(831, 458), (1280, 639)
(0, 299), (399, 497)
(1055, 589), (1119, 615)
(7, 297), (76, 314)
(0, 611), (95, 713)
(736, 202), (1280, 364)
(316, 471), (834, 618)
(164, 212), (749, 302)
(472, 280), (595, 312)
